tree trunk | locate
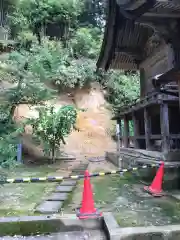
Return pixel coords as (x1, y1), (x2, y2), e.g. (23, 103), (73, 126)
(9, 104), (16, 122)
(51, 141), (56, 164)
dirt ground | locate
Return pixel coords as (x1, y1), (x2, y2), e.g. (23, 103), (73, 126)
(63, 83), (117, 159)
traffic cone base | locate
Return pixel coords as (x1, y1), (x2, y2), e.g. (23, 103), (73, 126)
(143, 186), (164, 197)
(143, 162), (164, 198)
(76, 208), (102, 219)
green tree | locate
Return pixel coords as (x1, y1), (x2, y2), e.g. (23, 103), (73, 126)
(0, 46), (57, 168)
(0, 0), (141, 168)
(69, 27), (102, 59)
(104, 71), (140, 113)
(29, 105), (77, 163)
(1, 50), (56, 120)
(79, 0), (106, 28)
(9, 0), (83, 43)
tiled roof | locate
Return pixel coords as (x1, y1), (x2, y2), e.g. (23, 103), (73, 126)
(152, 2), (180, 13)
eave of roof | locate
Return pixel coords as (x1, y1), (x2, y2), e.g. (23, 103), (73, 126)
(97, 0), (180, 71)
(96, 0), (117, 71)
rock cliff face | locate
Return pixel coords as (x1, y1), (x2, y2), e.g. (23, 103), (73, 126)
(13, 83), (116, 161)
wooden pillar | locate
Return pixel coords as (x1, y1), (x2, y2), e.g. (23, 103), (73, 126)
(118, 119), (122, 148)
(178, 79), (180, 110)
(160, 103), (170, 152)
(144, 108), (151, 150)
(140, 68), (155, 98)
(116, 119), (122, 151)
(140, 68), (146, 98)
(132, 112), (140, 149)
(123, 115), (129, 148)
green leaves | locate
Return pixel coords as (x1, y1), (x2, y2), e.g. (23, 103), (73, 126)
(6, 38), (97, 90)
(54, 58), (96, 89)
(69, 27), (102, 59)
(29, 105), (77, 162)
(105, 71), (140, 113)
(2, 0), (141, 168)
(9, 0), (83, 36)
(1, 45), (57, 107)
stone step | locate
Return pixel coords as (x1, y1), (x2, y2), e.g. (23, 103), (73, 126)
(60, 180), (77, 186)
(72, 163), (88, 169)
(72, 168), (88, 171)
(35, 201), (62, 214)
(46, 192), (68, 201)
(55, 185), (74, 193)
(71, 170), (86, 174)
(72, 164), (88, 174)
(72, 168), (87, 172)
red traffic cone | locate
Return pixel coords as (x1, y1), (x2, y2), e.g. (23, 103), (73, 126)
(76, 170), (102, 219)
(144, 161), (164, 197)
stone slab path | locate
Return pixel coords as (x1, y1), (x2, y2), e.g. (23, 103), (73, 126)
(60, 180), (77, 186)
(46, 192), (68, 201)
(35, 162), (89, 214)
(35, 201), (63, 214)
(55, 185), (74, 193)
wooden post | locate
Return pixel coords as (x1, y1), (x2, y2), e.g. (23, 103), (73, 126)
(118, 119), (122, 148)
(123, 115), (129, 148)
(116, 119), (122, 151)
(144, 108), (151, 150)
(140, 68), (146, 98)
(160, 103), (170, 152)
(178, 79), (180, 110)
(132, 112), (140, 149)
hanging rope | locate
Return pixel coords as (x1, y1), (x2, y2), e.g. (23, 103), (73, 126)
(0, 162), (177, 185)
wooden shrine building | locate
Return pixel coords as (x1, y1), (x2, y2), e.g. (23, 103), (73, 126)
(97, 0), (180, 153)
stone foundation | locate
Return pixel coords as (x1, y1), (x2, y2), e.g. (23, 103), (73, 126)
(106, 148), (180, 191)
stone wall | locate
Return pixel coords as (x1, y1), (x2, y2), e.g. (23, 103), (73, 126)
(105, 152), (122, 168)
(1, 213), (180, 239)
(103, 212), (180, 240)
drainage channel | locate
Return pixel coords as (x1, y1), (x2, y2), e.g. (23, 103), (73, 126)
(0, 214), (109, 240)
(0, 230), (107, 240)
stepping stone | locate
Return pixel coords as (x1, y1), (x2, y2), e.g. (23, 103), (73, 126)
(72, 164), (88, 170)
(46, 192), (68, 201)
(60, 180), (77, 186)
(55, 185), (74, 193)
(72, 171), (85, 175)
(72, 167), (88, 172)
(74, 164), (87, 169)
(72, 168), (87, 171)
(35, 201), (62, 214)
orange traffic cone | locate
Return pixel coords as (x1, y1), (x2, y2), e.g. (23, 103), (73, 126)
(144, 161), (164, 197)
(76, 170), (102, 219)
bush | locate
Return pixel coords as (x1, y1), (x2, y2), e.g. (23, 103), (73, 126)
(0, 136), (17, 168)
(0, 106), (24, 168)
(29, 105), (77, 163)
(69, 27), (101, 59)
(8, 39), (97, 90)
